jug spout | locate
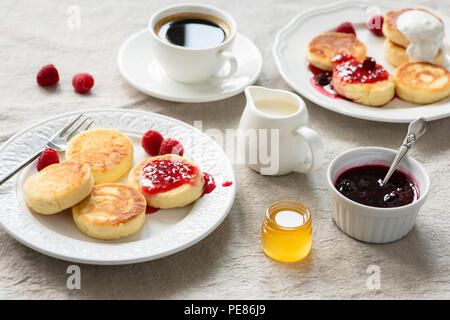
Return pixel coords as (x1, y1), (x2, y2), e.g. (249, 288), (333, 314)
(245, 86), (278, 104)
(244, 86), (304, 111)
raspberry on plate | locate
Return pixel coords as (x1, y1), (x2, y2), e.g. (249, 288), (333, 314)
(36, 64), (59, 86)
(72, 73), (94, 93)
(37, 148), (60, 171)
(159, 138), (184, 156)
(366, 14), (384, 37)
(367, 15), (384, 37)
(335, 22), (356, 35)
(142, 130), (164, 156)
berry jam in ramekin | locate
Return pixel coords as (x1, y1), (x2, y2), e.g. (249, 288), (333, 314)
(335, 165), (418, 208)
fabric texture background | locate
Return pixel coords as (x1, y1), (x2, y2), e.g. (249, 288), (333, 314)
(0, 0), (449, 299)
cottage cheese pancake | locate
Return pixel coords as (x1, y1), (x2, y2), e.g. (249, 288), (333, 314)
(332, 57), (395, 107)
(394, 62), (450, 104)
(128, 154), (205, 209)
(72, 183), (146, 240)
(23, 161), (94, 215)
(384, 39), (445, 67)
(383, 8), (443, 48)
(306, 32), (366, 71)
(66, 128), (133, 184)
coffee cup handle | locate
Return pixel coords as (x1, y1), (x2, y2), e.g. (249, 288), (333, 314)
(213, 51), (238, 79)
(293, 126), (325, 174)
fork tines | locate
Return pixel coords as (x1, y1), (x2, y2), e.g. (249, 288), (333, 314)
(52, 114), (94, 141)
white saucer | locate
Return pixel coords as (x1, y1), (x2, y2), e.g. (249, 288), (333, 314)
(118, 29), (262, 103)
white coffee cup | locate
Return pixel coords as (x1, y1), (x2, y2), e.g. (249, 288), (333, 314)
(148, 3), (238, 83)
(239, 86), (325, 175)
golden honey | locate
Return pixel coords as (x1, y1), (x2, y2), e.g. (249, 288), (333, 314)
(261, 201), (312, 262)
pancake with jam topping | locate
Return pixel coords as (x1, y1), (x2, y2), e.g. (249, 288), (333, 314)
(72, 183), (146, 240)
(394, 62), (450, 104)
(128, 154), (205, 209)
(306, 32), (366, 71)
(332, 57), (395, 107)
(65, 128), (133, 184)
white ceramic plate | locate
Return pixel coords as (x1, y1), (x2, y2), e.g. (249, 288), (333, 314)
(273, 0), (450, 123)
(118, 29), (262, 103)
(0, 109), (236, 265)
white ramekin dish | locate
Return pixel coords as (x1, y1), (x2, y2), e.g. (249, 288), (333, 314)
(327, 147), (430, 243)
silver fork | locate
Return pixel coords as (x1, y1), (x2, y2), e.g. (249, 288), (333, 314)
(0, 114), (94, 186)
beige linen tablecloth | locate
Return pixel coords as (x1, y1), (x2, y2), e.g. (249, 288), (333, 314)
(0, 0), (449, 299)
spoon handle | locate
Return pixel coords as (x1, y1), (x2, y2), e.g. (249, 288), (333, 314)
(382, 117), (426, 185)
(382, 134), (415, 185)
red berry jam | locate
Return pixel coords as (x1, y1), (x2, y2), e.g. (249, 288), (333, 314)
(140, 159), (199, 195)
(334, 57), (390, 84)
(222, 181), (233, 187)
(308, 64), (340, 99)
(335, 165), (419, 208)
(331, 53), (355, 64)
(146, 206), (159, 214)
(202, 172), (216, 196)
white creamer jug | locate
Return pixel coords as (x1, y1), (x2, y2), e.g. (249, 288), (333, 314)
(238, 86), (325, 175)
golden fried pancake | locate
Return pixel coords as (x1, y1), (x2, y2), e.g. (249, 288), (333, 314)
(332, 59), (395, 107)
(306, 32), (366, 71)
(384, 39), (444, 67)
(333, 77), (395, 107)
(72, 183), (146, 240)
(128, 154), (205, 209)
(383, 8), (443, 47)
(394, 62), (450, 104)
(65, 128), (133, 184)
(23, 161), (94, 215)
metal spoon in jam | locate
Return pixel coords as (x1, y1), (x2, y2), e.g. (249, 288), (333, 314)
(382, 118), (426, 185)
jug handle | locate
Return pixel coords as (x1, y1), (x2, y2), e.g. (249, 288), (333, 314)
(293, 126), (325, 173)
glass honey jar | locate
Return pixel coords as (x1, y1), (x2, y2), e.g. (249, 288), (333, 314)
(261, 200), (312, 262)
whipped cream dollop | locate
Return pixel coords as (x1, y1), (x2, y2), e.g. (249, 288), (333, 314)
(397, 10), (449, 68)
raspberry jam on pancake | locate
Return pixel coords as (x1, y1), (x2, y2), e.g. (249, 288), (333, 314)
(140, 159), (200, 195)
(333, 57), (390, 84)
(330, 52), (355, 64)
(129, 154), (206, 209)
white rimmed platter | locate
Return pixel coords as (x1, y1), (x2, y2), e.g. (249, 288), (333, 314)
(118, 29), (262, 103)
(273, 0), (450, 123)
(0, 109), (236, 265)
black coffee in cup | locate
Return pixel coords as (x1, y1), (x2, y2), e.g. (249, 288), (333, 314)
(154, 12), (231, 49)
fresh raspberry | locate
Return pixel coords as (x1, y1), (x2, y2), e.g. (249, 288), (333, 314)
(159, 138), (184, 156)
(142, 130), (164, 156)
(335, 22), (356, 35)
(36, 64), (59, 86)
(37, 148), (59, 171)
(72, 73), (94, 93)
(367, 15), (384, 37)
